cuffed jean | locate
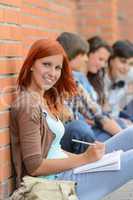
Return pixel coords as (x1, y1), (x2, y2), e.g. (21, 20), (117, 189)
(120, 99), (133, 122)
(57, 126), (133, 200)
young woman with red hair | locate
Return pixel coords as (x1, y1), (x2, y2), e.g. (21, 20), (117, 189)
(10, 38), (133, 200)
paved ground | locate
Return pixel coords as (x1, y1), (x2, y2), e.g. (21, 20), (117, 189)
(103, 181), (133, 200)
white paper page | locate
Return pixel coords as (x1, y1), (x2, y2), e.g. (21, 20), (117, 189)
(73, 150), (123, 174)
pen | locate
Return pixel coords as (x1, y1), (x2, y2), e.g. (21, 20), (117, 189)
(72, 139), (96, 146)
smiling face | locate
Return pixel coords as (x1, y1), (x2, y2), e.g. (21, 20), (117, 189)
(87, 47), (110, 74)
(109, 57), (130, 81)
(29, 54), (63, 94)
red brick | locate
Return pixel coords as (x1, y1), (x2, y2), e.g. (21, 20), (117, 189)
(0, 129), (10, 146)
(0, 26), (23, 40)
(0, 77), (17, 91)
(117, 0), (133, 41)
(0, 163), (12, 182)
(0, 9), (4, 22)
(3, 9), (21, 24)
(0, 111), (10, 129)
(0, 43), (23, 57)
(0, 59), (22, 74)
(0, 0), (21, 7)
(0, 146), (11, 165)
(0, 92), (16, 110)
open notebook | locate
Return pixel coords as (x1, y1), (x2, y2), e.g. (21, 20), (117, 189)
(73, 150), (123, 174)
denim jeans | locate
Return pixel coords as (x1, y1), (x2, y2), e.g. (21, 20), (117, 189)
(61, 120), (111, 154)
(58, 126), (133, 200)
(120, 99), (133, 122)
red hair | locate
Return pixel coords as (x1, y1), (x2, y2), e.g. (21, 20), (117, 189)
(18, 39), (77, 114)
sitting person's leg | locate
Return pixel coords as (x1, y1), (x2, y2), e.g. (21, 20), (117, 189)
(61, 120), (115, 154)
(105, 126), (133, 152)
(57, 126), (133, 200)
(120, 99), (133, 122)
(61, 119), (132, 154)
(115, 117), (128, 128)
(61, 120), (95, 153)
(92, 127), (112, 142)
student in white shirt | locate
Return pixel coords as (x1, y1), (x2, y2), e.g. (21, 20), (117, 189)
(105, 40), (133, 118)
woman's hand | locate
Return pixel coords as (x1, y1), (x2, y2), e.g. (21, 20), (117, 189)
(83, 141), (105, 163)
(31, 141), (106, 176)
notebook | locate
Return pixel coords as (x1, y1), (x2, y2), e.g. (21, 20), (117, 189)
(73, 150), (123, 174)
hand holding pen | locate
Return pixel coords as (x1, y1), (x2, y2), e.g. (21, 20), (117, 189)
(72, 139), (105, 163)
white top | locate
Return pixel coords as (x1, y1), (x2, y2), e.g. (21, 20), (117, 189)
(104, 73), (128, 117)
(42, 110), (68, 180)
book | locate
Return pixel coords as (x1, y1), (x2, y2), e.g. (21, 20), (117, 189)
(73, 150), (123, 174)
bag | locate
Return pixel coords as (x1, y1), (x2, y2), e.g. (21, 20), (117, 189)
(10, 176), (78, 200)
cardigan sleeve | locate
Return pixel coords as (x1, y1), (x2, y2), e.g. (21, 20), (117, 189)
(16, 99), (43, 174)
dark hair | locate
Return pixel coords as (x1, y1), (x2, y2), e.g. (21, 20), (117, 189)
(87, 69), (106, 105)
(18, 39), (77, 114)
(108, 40), (133, 80)
(57, 32), (89, 60)
(88, 36), (112, 55)
(87, 36), (112, 105)
(110, 40), (133, 60)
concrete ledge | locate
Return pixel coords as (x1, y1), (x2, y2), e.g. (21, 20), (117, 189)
(103, 181), (133, 200)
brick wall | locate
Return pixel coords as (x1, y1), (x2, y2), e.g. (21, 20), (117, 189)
(0, 0), (77, 199)
(77, 0), (119, 42)
(21, 0), (78, 56)
(117, 0), (133, 41)
(0, 1), (22, 199)
(77, 0), (133, 42)
(0, 0), (133, 199)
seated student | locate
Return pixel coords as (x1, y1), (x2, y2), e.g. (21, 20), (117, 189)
(104, 40), (133, 121)
(10, 38), (133, 200)
(57, 32), (122, 153)
(121, 100), (133, 122)
(83, 37), (130, 129)
(115, 41), (133, 122)
(86, 36), (112, 105)
(121, 40), (133, 104)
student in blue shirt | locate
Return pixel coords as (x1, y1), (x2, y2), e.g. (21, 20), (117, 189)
(57, 32), (122, 154)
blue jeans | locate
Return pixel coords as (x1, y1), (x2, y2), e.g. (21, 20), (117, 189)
(61, 120), (111, 154)
(120, 99), (133, 122)
(57, 126), (133, 200)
